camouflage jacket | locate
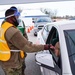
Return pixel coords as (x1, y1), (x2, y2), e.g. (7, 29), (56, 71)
(0, 25), (44, 68)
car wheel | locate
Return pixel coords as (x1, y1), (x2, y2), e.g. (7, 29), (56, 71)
(34, 33), (37, 36)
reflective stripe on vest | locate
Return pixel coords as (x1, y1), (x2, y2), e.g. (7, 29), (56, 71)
(0, 22), (24, 61)
(0, 39), (6, 43)
(0, 50), (21, 53)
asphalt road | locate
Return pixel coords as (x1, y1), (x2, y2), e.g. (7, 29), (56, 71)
(25, 30), (41, 75)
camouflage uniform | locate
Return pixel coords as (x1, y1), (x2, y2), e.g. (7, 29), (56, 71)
(2, 64), (22, 75)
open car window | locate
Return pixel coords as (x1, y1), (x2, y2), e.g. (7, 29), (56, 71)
(46, 26), (62, 74)
(46, 27), (58, 44)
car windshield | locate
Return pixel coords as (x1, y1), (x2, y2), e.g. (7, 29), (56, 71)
(64, 30), (75, 75)
(36, 17), (52, 23)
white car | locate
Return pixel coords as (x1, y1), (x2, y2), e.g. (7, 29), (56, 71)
(35, 20), (75, 75)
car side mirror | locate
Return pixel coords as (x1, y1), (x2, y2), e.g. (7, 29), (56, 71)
(35, 53), (54, 68)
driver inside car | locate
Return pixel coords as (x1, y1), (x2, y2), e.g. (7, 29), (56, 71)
(50, 38), (60, 57)
(50, 38), (61, 68)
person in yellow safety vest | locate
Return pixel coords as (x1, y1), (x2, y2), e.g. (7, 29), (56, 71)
(0, 9), (53, 75)
(10, 6), (29, 75)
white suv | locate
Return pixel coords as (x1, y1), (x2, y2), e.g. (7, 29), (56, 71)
(35, 20), (75, 75)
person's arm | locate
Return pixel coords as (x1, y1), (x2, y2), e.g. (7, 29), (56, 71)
(50, 42), (60, 57)
(23, 31), (28, 40)
(54, 42), (60, 57)
(7, 29), (50, 53)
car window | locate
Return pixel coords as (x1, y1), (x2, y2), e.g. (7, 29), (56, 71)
(46, 27), (58, 44)
(36, 17), (52, 23)
(37, 18), (50, 22)
(41, 25), (49, 42)
(47, 27), (59, 45)
(46, 27), (62, 69)
(64, 30), (75, 56)
(48, 25), (53, 32)
(64, 30), (75, 75)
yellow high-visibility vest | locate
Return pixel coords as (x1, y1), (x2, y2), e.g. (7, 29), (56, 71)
(0, 22), (24, 61)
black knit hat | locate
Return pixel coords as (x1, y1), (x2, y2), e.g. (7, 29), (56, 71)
(10, 6), (18, 11)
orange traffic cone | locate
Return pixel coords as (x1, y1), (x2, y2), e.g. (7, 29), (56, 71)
(30, 26), (32, 30)
(27, 28), (30, 33)
(32, 26), (34, 29)
(31, 26), (33, 29)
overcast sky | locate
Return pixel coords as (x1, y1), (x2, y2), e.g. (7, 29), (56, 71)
(0, 1), (75, 17)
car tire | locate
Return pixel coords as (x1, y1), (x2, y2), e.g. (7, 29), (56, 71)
(34, 33), (37, 36)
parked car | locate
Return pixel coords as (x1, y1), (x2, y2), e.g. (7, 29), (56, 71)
(35, 20), (75, 75)
(69, 17), (75, 20)
(33, 17), (52, 36)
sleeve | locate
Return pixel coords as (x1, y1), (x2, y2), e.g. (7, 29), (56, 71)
(10, 31), (44, 53)
(23, 30), (28, 40)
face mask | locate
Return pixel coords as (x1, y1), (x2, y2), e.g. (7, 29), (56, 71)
(12, 16), (19, 27)
(17, 18), (20, 22)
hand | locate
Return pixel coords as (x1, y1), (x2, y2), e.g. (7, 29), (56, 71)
(50, 44), (55, 50)
(44, 44), (55, 50)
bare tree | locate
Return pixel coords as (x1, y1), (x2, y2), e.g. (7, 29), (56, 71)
(40, 8), (57, 18)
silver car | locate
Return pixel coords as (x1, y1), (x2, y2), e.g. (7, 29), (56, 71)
(33, 17), (52, 36)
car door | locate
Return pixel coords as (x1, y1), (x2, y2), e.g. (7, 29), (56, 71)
(35, 25), (62, 75)
(45, 26), (62, 75)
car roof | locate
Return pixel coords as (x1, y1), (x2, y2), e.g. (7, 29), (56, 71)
(46, 20), (75, 30)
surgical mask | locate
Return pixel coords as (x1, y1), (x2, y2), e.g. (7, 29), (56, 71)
(17, 18), (21, 23)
